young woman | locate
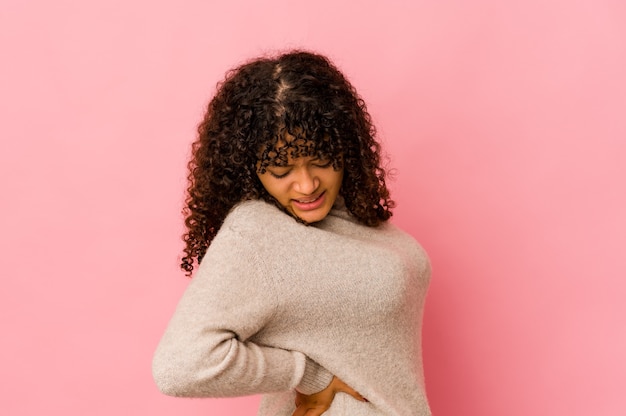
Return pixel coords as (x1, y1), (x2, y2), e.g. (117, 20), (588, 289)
(152, 50), (432, 416)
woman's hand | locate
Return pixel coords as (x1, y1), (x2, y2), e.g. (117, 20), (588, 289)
(292, 376), (368, 416)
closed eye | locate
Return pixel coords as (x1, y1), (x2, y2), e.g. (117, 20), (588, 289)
(313, 159), (332, 168)
(268, 169), (290, 179)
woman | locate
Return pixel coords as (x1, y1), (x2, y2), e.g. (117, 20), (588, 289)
(152, 50), (432, 416)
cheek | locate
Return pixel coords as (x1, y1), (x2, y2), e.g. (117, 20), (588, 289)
(332, 171), (344, 190)
(257, 175), (272, 195)
(260, 177), (288, 200)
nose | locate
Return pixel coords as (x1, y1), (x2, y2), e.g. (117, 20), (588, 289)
(293, 167), (319, 195)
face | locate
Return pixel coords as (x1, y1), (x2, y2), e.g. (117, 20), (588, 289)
(257, 154), (343, 223)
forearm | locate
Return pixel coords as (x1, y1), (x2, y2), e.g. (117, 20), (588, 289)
(153, 331), (299, 397)
(153, 326), (333, 398)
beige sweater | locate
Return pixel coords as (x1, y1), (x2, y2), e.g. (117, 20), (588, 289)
(152, 200), (432, 415)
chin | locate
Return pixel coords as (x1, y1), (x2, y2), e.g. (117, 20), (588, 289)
(294, 208), (331, 224)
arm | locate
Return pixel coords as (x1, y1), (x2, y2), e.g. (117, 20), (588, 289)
(152, 227), (333, 397)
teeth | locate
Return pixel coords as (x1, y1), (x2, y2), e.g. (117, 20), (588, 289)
(296, 195), (320, 203)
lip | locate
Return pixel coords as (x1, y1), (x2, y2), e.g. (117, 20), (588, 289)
(291, 191), (326, 211)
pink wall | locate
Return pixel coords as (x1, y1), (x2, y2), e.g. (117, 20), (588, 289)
(1, 1), (624, 415)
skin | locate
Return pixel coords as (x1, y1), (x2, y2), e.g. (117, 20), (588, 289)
(257, 154), (344, 224)
(293, 376), (368, 416)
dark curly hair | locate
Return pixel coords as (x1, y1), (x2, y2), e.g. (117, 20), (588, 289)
(181, 50), (394, 276)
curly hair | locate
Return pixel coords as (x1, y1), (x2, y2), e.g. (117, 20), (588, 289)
(181, 50), (394, 276)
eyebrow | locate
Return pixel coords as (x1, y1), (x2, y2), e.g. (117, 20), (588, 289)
(268, 157), (325, 168)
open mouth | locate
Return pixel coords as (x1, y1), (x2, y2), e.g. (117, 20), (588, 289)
(292, 191), (326, 211)
(294, 193), (323, 203)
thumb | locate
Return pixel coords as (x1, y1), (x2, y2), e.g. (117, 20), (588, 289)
(334, 379), (368, 402)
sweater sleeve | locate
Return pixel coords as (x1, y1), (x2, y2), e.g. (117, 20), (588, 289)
(297, 356), (334, 395)
(152, 222), (333, 397)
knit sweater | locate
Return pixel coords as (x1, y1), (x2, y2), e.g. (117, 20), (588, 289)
(152, 199), (432, 415)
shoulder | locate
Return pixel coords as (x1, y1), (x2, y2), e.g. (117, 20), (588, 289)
(383, 221), (432, 276)
(225, 199), (284, 224)
(196, 201), (285, 276)
(220, 199), (301, 239)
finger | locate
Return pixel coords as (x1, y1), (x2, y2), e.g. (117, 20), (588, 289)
(352, 392), (368, 402)
(292, 406), (322, 416)
(292, 403), (310, 416)
(347, 389), (368, 402)
(292, 406), (306, 416)
(337, 384), (367, 402)
(303, 408), (326, 416)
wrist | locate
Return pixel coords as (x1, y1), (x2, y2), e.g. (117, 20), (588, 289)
(296, 357), (334, 395)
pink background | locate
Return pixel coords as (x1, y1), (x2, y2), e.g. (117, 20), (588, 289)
(1, 1), (625, 415)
